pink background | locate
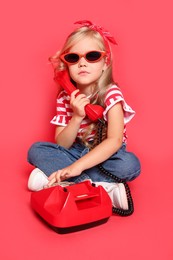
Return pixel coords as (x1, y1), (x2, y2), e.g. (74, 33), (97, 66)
(1, 0), (173, 259)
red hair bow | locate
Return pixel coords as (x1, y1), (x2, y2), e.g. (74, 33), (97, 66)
(74, 20), (117, 45)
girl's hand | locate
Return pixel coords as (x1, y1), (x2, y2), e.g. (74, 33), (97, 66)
(46, 163), (82, 187)
(70, 89), (90, 118)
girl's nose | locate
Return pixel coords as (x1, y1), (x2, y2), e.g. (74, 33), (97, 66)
(78, 57), (87, 67)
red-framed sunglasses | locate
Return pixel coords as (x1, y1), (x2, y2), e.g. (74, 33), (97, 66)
(60, 50), (106, 65)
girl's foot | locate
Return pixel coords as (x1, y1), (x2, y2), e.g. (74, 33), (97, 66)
(28, 168), (49, 191)
(94, 182), (128, 210)
(28, 168), (75, 191)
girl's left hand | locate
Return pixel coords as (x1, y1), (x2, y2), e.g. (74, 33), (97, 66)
(46, 164), (82, 187)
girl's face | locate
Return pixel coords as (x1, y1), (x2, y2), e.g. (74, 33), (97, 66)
(67, 37), (107, 92)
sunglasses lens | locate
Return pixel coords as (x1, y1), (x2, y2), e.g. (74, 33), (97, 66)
(62, 51), (104, 64)
(86, 51), (102, 62)
(64, 53), (79, 63)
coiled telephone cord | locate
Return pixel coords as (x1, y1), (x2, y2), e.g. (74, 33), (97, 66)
(96, 120), (134, 216)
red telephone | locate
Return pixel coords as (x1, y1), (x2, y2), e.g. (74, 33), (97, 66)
(55, 70), (104, 122)
(31, 181), (112, 233)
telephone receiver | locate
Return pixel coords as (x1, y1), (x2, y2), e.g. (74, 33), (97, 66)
(55, 70), (104, 122)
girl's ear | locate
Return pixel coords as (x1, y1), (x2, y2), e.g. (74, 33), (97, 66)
(103, 61), (108, 72)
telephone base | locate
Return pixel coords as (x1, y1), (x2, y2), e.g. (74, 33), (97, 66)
(31, 181), (112, 233)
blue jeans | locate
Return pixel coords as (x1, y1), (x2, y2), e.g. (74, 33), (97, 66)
(27, 141), (141, 183)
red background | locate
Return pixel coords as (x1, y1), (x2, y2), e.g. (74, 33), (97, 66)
(1, 0), (173, 259)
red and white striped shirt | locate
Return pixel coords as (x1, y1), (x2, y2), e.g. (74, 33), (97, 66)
(51, 85), (135, 143)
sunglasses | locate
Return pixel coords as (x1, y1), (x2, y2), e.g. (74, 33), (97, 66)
(60, 50), (106, 65)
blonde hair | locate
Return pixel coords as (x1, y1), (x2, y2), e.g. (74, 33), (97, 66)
(50, 26), (115, 147)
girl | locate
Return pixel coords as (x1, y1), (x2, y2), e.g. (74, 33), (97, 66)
(27, 20), (141, 211)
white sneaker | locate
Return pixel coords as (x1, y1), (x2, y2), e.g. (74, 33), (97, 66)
(94, 182), (128, 210)
(28, 168), (76, 191)
(28, 168), (49, 191)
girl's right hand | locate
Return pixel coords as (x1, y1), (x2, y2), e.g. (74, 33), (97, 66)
(70, 89), (90, 118)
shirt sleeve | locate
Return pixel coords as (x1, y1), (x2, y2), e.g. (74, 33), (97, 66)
(103, 85), (135, 124)
(50, 90), (72, 126)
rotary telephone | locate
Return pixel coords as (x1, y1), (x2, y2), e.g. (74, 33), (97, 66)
(55, 70), (104, 122)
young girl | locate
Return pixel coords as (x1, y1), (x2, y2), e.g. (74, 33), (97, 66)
(27, 20), (141, 211)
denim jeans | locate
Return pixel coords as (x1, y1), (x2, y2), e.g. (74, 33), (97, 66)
(27, 141), (141, 183)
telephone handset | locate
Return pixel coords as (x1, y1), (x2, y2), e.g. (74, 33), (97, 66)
(55, 70), (104, 122)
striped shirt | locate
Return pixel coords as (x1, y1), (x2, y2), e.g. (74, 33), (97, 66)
(50, 84), (135, 143)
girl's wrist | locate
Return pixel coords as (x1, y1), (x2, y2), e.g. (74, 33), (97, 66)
(72, 160), (85, 173)
(71, 114), (84, 124)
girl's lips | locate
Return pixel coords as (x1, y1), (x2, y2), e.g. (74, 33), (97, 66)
(78, 71), (89, 75)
